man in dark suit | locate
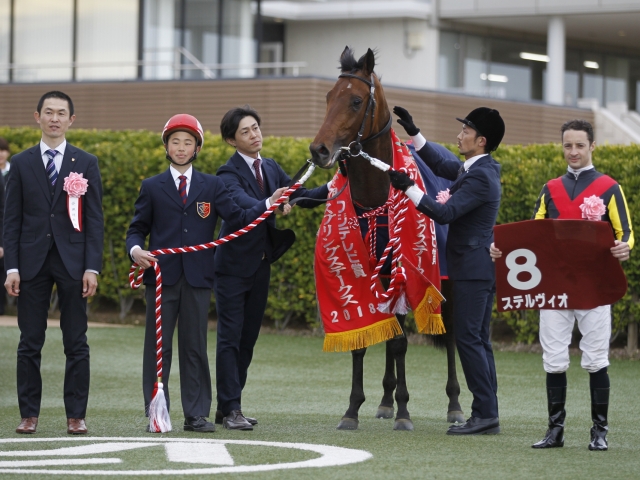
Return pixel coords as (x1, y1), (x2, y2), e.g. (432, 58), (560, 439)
(214, 105), (329, 430)
(0, 138), (10, 315)
(389, 106), (505, 435)
(5, 91), (104, 435)
(126, 114), (286, 433)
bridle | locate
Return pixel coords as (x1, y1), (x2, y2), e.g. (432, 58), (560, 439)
(338, 72), (392, 158)
(289, 72), (392, 207)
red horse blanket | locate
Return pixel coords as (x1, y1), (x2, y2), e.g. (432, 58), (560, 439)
(316, 130), (444, 352)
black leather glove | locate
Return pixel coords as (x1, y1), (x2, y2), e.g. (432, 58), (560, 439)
(393, 106), (420, 136)
(388, 170), (415, 192)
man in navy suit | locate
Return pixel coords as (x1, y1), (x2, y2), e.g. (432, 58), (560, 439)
(214, 106), (329, 430)
(390, 106), (505, 435)
(126, 114), (287, 433)
(5, 91), (104, 435)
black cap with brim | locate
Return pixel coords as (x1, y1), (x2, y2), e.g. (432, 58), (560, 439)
(455, 107), (505, 152)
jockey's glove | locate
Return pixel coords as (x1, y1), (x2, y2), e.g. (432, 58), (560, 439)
(393, 106), (420, 136)
(388, 170), (415, 192)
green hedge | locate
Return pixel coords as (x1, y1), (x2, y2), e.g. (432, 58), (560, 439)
(0, 127), (638, 342)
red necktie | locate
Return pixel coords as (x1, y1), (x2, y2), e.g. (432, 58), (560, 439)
(253, 159), (264, 194)
(178, 175), (188, 205)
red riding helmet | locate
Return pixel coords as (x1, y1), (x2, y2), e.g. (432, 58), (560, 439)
(162, 114), (204, 147)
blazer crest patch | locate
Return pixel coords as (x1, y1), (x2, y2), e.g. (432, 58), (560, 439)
(197, 202), (211, 218)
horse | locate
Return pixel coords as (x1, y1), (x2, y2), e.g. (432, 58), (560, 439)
(309, 47), (465, 430)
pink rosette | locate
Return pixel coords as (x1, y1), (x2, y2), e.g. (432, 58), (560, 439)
(436, 188), (451, 204)
(63, 172), (88, 232)
(63, 172), (89, 198)
(580, 195), (606, 221)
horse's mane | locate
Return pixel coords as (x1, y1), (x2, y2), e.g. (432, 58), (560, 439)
(339, 47), (377, 74)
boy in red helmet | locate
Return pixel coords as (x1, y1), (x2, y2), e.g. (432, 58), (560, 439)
(126, 114), (287, 432)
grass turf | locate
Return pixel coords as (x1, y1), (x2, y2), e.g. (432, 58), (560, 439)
(0, 325), (639, 479)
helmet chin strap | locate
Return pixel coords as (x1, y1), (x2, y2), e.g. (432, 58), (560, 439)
(165, 149), (198, 166)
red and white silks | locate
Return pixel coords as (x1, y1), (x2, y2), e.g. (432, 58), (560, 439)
(316, 130), (444, 352)
(129, 171), (312, 433)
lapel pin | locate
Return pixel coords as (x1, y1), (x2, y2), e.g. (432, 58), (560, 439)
(72, 158), (76, 162)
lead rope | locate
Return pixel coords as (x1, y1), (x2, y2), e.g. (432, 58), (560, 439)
(129, 163), (316, 433)
(339, 147), (410, 314)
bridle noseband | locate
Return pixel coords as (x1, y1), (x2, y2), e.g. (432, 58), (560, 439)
(338, 73), (392, 158)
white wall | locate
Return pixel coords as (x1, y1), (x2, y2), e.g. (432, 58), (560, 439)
(285, 18), (438, 90)
(440, 0), (640, 17)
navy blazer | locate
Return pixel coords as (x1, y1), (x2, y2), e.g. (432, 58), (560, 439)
(214, 152), (329, 278)
(4, 143), (104, 281)
(414, 147), (501, 281)
(126, 168), (270, 288)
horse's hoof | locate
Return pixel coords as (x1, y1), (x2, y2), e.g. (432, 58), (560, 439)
(393, 418), (414, 431)
(337, 417), (359, 430)
(375, 406), (394, 419)
(447, 411), (465, 424)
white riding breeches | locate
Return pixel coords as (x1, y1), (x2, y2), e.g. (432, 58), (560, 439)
(539, 306), (611, 373)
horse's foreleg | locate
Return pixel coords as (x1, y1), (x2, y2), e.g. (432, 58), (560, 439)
(337, 348), (366, 430)
(442, 279), (465, 423)
(392, 314), (413, 431)
(375, 340), (396, 419)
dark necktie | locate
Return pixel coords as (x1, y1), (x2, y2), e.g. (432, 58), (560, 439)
(178, 175), (188, 205)
(457, 164), (466, 178)
(45, 149), (59, 187)
(253, 159), (264, 194)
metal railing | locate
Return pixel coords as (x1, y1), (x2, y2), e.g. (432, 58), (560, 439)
(0, 47), (307, 82)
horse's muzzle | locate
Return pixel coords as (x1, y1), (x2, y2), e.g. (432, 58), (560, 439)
(309, 142), (337, 169)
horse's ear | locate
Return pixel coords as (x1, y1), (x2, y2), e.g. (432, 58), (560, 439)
(339, 46), (351, 72)
(361, 48), (376, 77)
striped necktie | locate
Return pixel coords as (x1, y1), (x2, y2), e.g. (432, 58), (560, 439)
(45, 149), (59, 187)
(457, 164), (466, 178)
(178, 175), (188, 205)
(253, 159), (264, 194)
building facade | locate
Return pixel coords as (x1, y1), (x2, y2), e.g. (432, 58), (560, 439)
(1, 0), (639, 142)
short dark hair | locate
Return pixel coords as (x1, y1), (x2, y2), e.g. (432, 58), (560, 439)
(0, 137), (9, 152)
(37, 91), (74, 116)
(561, 119), (594, 144)
(220, 105), (261, 141)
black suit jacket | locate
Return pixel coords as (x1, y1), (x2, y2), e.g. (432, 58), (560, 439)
(414, 148), (501, 281)
(4, 143), (104, 281)
(126, 168), (270, 288)
(214, 152), (328, 278)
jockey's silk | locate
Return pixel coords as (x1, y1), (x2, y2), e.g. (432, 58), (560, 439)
(315, 129), (444, 352)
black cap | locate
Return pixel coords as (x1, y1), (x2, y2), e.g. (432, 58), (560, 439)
(456, 107), (505, 152)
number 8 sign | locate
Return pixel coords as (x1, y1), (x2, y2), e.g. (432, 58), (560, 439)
(493, 219), (627, 312)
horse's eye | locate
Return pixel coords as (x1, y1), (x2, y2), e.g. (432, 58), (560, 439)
(352, 98), (363, 108)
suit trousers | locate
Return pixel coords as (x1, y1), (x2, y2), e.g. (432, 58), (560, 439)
(214, 258), (270, 416)
(143, 274), (212, 418)
(453, 279), (499, 419)
(16, 243), (89, 419)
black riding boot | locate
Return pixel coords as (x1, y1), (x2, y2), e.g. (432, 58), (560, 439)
(532, 386), (566, 449)
(588, 388), (609, 451)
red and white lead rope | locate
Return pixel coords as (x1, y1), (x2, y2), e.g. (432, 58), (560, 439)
(344, 149), (410, 314)
(129, 163), (315, 433)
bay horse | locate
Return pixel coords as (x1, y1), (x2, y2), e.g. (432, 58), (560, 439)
(309, 47), (464, 430)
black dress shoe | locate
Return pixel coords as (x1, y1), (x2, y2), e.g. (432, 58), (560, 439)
(446, 416), (500, 435)
(184, 416), (215, 432)
(216, 409), (257, 425)
(223, 410), (253, 431)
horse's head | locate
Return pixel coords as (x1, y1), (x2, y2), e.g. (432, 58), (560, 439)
(309, 47), (390, 169)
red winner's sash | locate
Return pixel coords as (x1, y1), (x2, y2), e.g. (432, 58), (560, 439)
(315, 130), (444, 352)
